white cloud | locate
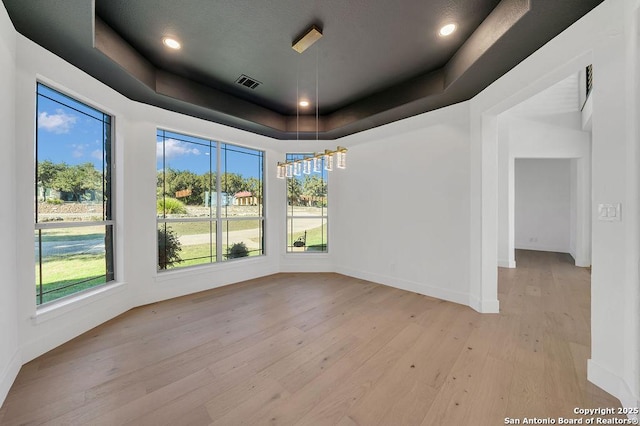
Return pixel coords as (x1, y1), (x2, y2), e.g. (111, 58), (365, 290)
(38, 109), (77, 134)
(71, 143), (88, 158)
(91, 150), (103, 160)
(157, 138), (201, 159)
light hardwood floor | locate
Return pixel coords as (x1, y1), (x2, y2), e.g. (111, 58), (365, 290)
(0, 250), (625, 425)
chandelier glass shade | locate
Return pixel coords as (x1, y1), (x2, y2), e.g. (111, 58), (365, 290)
(277, 147), (347, 179)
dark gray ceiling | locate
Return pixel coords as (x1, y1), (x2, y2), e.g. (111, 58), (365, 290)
(3, 0), (604, 139)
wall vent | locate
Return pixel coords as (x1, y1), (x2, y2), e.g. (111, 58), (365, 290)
(235, 74), (261, 89)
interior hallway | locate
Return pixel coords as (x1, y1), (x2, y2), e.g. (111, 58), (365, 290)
(0, 250), (624, 425)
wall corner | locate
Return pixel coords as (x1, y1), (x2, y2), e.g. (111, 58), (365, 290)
(0, 349), (21, 408)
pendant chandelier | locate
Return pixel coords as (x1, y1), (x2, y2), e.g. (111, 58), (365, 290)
(276, 147), (347, 179)
(276, 24), (348, 179)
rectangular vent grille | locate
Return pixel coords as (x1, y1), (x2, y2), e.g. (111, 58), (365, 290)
(235, 74), (261, 89)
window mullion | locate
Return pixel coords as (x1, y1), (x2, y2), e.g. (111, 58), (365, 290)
(216, 141), (222, 262)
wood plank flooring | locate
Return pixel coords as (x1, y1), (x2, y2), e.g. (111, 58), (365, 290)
(0, 250), (625, 425)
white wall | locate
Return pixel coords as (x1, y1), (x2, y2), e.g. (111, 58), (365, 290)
(514, 159), (572, 253)
(471, 0), (640, 412)
(628, 0), (640, 410)
(333, 104), (471, 307)
(587, 0), (639, 410)
(0, 0), (20, 405)
(497, 113), (591, 268)
(569, 159), (578, 258)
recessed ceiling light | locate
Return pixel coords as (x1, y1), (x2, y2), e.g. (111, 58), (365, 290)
(299, 100), (310, 107)
(162, 37), (181, 49)
(439, 23), (456, 37)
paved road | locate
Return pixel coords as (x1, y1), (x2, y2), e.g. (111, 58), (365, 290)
(36, 219), (325, 257)
(35, 228), (265, 257)
(36, 239), (105, 257)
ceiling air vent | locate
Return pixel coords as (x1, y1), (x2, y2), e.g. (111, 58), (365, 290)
(235, 74), (261, 89)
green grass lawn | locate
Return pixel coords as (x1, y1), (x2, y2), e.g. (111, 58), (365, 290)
(287, 225), (327, 252)
(36, 226), (110, 304)
(36, 253), (107, 304)
(36, 219), (271, 302)
(164, 220), (262, 236)
(159, 220), (263, 268)
(164, 242), (262, 269)
(172, 243), (215, 268)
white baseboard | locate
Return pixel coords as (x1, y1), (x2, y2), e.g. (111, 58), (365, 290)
(588, 359), (639, 420)
(569, 251), (591, 267)
(279, 255), (334, 273)
(469, 295), (500, 313)
(574, 257), (591, 267)
(335, 266), (471, 308)
(0, 349), (21, 408)
(514, 244), (570, 253)
(280, 265), (335, 273)
(498, 259), (516, 268)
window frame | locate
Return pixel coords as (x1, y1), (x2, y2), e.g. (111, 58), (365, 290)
(34, 82), (116, 306)
(285, 152), (328, 254)
(156, 129), (265, 271)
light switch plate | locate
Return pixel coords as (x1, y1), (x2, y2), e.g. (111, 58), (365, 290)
(598, 203), (621, 221)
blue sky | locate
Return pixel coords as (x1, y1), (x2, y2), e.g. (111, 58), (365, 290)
(37, 85), (263, 179)
(156, 131), (263, 178)
(37, 85), (106, 170)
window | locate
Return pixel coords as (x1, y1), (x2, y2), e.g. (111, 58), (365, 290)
(35, 84), (114, 305)
(286, 153), (328, 252)
(157, 130), (264, 270)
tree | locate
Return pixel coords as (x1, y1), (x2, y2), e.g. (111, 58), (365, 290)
(287, 177), (303, 206)
(302, 175), (327, 207)
(158, 226), (182, 269)
(220, 173), (245, 196)
(157, 168), (208, 205)
(303, 175), (326, 196)
(200, 171), (216, 191)
(156, 170), (166, 198)
(158, 167), (177, 197)
(245, 177), (263, 200)
(53, 162), (101, 201)
(170, 170), (204, 205)
(37, 160), (66, 199)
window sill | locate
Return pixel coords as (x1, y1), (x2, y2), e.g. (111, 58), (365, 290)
(32, 281), (127, 325)
(285, 251), (330, 256)
(155, 255), (269, 283)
